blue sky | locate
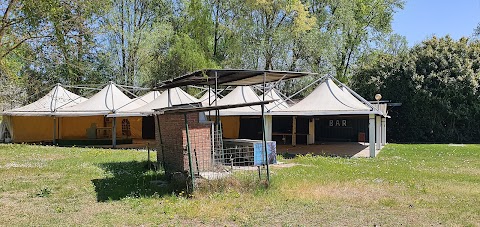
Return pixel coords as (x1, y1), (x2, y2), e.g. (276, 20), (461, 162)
(392, 0), (480, 46)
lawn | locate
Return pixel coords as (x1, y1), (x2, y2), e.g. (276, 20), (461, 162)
(0, 143), (479, 226)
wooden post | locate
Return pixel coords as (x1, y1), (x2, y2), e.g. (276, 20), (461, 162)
(369, 114), (375, 157)
(292, 116), (297, 146)
(308, 118), (315, 145)
(112, 117), (117, 148)
(53, 117), (57, 145)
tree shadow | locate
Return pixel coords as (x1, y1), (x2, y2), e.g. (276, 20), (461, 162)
(92, 161), (174, 202)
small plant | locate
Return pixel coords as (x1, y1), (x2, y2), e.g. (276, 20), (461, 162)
(55, 206), (64, 213)
(36, 187), (52, 198)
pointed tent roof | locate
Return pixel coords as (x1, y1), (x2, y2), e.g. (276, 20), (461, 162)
(2, 84), (87, 116)
(109, 87), (199, 116)
(127, 91), (162, 108)
(212, 86), (264, 116)
(56, 82), (141, 116)
(200, 90), (221, 107)
(265, 89), (289, 111)
(205, 86), (283, 116)
(272, 78), (377, 115)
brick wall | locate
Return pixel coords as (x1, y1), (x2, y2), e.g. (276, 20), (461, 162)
(155, 113), (212, 174)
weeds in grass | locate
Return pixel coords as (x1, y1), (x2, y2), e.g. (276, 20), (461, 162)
(36, 187), (52, 198)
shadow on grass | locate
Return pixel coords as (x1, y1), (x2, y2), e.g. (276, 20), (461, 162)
(92, 161), (174, 202)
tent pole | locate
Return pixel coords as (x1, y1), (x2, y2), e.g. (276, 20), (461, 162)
(368, 114), (375, 157)
(112, 117), (117, 148)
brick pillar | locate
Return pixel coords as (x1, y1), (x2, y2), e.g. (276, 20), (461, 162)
(155, 113), (212, 174)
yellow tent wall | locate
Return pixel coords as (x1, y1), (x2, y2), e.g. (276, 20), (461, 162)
(10, 116), (54, 143)
(59, 116), (143, 139)
(220, 116), (240, 139)
(6, 115), (143, 143)
(59, 116), (104, 139)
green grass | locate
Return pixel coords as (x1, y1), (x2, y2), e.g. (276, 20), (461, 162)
(0, 144), (479, 226)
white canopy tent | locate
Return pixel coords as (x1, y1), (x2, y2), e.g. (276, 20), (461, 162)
(0, 84), (87, 142)
(199, 89), (221, 107)
(207, 86), (283, 116)
(52, 82), (147, 147)
(2, 84), (87, 116)
(120, 90), (162, 111)
(265, 88), (289, 111)
(130, 90), (162, 107)
(56, 82), (141, 116)
(212, 86), (262, 116)
(270, 77), (384, 157)
(271, 78), (377, 116)
(108, 87), (199, 117)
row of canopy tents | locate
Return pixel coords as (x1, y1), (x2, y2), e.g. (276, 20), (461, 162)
(0, 82), (199, 144)
(1, 75), (386, 154)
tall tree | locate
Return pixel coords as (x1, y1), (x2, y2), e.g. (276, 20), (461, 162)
(105, 0), (171, 86)
(223, 0), (315, 70)
(306, 0), (404, 82)
(1, 0), (108, 102)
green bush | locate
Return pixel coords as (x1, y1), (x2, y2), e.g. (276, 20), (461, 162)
(351, 36), (480, 143)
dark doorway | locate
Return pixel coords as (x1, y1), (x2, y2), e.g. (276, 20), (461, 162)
(296, 117), (309, 144)
(142, 116), (155, 139)
(272, 116), (293, 144)
(238, 117), (262, 140)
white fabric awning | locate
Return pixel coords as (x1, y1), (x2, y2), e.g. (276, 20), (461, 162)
(271, 79), (380, 116)
(55, 82), (140, 116)
(265, 88), (289, 111)
(211, 86), (263, 115)
(2, 84), (87, 116)
(108, 87), (199, 117)
(205, 86), (288, 116)
(122, 90), (162, 110)
(199, 90), (221, 107)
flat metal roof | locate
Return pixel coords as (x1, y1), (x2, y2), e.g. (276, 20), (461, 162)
(155, 69), (315, 89)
